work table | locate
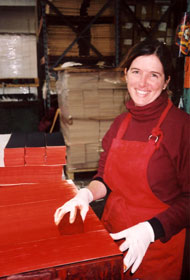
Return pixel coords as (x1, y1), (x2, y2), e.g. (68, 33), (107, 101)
(0, 180), (122, 279)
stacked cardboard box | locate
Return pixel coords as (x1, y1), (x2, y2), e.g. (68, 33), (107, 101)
(56, 68), (128, 172)
(47, 26), (78, 57)
(48, 0), (83, 16)
(47, 0), (115, 58)
(88, 0), (114, 16)
(47, 23), (115, 58)
(90, 24), (115, 57)
(49, 0), (114, 16)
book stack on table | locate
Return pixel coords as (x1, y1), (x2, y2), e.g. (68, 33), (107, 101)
(45, 132), (66, 165)
(0, 132), (66, 185)
(25, 132), (46, 166)
(4, 133), (26, 167)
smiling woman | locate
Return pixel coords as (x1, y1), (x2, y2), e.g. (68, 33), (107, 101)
(54, 39), (190, 280)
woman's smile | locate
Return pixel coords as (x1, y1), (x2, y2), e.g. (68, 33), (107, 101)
(136, 89), (149, 96)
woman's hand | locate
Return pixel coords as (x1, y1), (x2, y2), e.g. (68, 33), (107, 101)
(110, 222), (155, 274)
(54, 188), (93, 225)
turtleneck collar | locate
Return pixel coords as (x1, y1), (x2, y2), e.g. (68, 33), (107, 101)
(126, 91), (169, 122)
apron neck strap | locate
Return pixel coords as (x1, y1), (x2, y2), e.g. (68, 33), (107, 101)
(152, 98), (173, 134)
(116, 113), (132, 139)
(149, 98), (173, 147)
(116, 98), (173, 141)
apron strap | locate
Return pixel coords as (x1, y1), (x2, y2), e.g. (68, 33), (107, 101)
(149, 99), (173, 148)
(116, 113), (132, 140)
(116, 98), (173, 143)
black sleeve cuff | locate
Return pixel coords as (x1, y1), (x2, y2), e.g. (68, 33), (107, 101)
(91, 176), (112, 195)
(148, 217), (165, 240)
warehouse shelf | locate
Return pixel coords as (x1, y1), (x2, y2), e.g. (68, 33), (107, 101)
(39, 0), (186, 69)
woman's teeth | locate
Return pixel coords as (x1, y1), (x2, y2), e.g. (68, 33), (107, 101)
(137, 90), (148, 95)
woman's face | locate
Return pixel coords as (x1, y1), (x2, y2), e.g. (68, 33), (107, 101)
(125, 54), (170, 106)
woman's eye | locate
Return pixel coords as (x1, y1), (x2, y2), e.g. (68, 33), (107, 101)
(151, 73), (158, 78)
(132, 70), (139, 74)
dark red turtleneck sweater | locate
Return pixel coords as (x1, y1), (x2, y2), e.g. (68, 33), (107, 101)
(93, 92), (190, 242)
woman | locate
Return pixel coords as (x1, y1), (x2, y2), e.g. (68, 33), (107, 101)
(54, 39), (190, 280)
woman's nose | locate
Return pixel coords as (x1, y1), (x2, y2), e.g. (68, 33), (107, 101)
(139, 74), (148, 87)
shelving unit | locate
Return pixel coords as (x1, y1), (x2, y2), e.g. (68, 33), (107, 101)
(38, 0), (186, 102)
(38, 0), (186, 67)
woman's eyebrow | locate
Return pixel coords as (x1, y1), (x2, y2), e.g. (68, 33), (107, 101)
(130, 67), (139, 71)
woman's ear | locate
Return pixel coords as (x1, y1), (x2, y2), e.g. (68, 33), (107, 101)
(163, 76), (170, 90)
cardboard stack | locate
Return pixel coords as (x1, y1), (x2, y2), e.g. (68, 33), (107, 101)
(90, 24), (115, 57)
(48, 0), (83, 16)
(47, 0), (115, 58)
(48, 0), (114, 16)
(57, 68), (128, 172)
(47, 26), (78, 57)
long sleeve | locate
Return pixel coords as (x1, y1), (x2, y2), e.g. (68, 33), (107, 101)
(152, 106), (190, 242)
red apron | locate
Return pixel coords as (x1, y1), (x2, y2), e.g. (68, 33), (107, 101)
(102, 99), (185, 280)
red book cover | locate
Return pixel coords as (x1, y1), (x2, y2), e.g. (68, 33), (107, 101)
(25, 132), (46, 166)
(45, 132), (66, 165)
(4, 133), (26, 167)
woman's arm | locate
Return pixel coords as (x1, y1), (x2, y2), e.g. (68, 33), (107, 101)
(151, 109), (190, 242)
(87, 180), (107, 200)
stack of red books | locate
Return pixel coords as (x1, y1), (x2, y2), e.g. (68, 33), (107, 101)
(45, 132), (66, 165)
(4, 133), (26, 166)
(25, 132), (46, 166)
(0, 132), (66, 185)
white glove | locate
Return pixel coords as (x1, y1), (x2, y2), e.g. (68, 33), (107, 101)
(110, 222), (155, 274)
(54, 188), (93, 225)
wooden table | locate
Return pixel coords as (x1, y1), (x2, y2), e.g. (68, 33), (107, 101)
(0, 180), (122, 279)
